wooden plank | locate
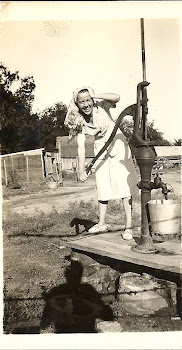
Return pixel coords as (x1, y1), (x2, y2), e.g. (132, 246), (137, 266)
(56, 136), (63, 183)
(0, 148), (44, 158)
(95, 232), (181, 254)
(65, 232), (181, 274)
(40, 152), (45, 180)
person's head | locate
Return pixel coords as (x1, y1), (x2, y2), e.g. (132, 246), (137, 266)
(76, 88), (93, 116)
(65, 260), (83, 286)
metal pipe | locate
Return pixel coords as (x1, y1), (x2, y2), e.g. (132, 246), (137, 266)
(140, 18), (147, 141)
(141, 18), (146, 82)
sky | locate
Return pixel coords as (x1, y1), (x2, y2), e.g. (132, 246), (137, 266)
(0, 1), (182, 144)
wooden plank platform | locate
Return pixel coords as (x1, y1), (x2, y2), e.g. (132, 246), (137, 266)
(65, 232), (181, 274)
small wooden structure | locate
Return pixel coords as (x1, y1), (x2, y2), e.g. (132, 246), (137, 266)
(65, 231), (181, 275)
(42, 149), (60, 180)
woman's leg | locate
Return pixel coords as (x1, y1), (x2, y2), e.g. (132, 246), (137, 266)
(122, 196), (132, 228)
(98, 200), (108, 226)
(88, 200), (108, 233)
(122, 196), (133, 240)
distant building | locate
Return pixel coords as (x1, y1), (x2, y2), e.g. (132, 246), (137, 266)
(154, 146), (181, 168)
(60, 135), (95, 172)
(60, 135), (94, 158)
(155, 146), (181, 158)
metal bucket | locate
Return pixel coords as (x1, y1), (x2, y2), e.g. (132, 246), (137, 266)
(48, 181), (58, 189)
(148, 199), (181, 235)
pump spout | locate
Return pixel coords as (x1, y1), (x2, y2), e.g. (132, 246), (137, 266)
(152, 173), (171, 200)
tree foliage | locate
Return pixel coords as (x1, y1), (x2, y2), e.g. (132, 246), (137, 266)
(120, 118), (171, 155)
(39, 102), (68, 149)
(0, 63), (68, 154)
(0, 63), (40, 154)
(173, 138), (181, 146)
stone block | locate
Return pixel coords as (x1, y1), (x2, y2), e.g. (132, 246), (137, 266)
(103, 272), (119, 284)
(118, 272), (160, 293)
(82, 265), (97, 278)
(118, 297), (168, 316)
(117, 272), (177, 316)
(95, 283), (103, 293)
(71, 251), (99, 266)
(96, 320), (123, 333)
(107, 282), (116, 295)
(101, 282), (109, 294)
(118, 290), (168, 302)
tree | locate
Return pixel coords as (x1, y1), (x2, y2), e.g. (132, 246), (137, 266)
(39, 102), (68, 149)
(120, 118), (171, 154)
(0, 63), (40, 154)
(173, 138), (181, 146)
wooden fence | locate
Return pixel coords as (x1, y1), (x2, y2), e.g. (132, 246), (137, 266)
(1, 149), (44, 186)
(1, 148), (94, 186)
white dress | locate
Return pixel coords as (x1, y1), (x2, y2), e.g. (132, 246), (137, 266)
(83, 101), (138, 201)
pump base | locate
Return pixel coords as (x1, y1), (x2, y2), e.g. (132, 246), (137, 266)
(132, 246), (159, 254)
(132, 236), (160, 254)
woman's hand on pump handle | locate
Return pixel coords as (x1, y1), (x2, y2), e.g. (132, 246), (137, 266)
(79, 171), (88, 182)
(79, 168), (92, 182)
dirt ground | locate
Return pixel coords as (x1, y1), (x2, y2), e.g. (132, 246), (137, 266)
(2, 168), (182, 334)
(3, 168), (181, 217)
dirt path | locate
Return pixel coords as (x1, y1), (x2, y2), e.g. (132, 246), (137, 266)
(3, 180), (98, 217)
(3, 170), (181, 218)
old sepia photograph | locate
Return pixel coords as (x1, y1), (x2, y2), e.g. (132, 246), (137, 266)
(0, 1), (182, 349)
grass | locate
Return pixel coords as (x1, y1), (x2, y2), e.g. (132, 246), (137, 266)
(3, 198), (180, 240)
(3, 200), (127, 238)
(3, 207), (61, 237)
(2, 167), (181, 240)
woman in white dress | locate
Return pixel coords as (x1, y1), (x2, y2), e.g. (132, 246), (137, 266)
(64, 86), (138, 240)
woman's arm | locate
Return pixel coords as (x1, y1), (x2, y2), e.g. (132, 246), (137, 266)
(77, 133), (91, 182)
(87, 87), (120, 103)
(77, 133), (86, 177)
(89, 88), (120, 103)
(93, 93), (120, 103)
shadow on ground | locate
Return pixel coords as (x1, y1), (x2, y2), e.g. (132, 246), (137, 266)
(39, 259), (114, 333)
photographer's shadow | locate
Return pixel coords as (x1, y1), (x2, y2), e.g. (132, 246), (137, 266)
(40, 260), (114, 333)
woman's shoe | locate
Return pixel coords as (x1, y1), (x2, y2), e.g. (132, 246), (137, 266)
(88, 223), (108, 234)
(122, 228), (133, 240)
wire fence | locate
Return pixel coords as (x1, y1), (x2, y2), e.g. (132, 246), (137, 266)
(1, 152), (44, 187)
(1, 149), (94, 188)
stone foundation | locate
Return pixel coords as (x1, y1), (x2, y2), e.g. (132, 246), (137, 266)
(71, 250), (119, 302)
(71, 250), (178, 317)
(117, 272), (177, 316)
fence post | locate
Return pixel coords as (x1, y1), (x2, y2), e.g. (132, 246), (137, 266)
(26, 156), (29, 181)
(11, 156), (14, 170)
(4, 159), (8, 186)
(56, 136), (63, 185)
(40, 151), (45, 180)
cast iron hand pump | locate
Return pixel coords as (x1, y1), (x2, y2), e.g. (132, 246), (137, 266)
(86, 18), (170, 253)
